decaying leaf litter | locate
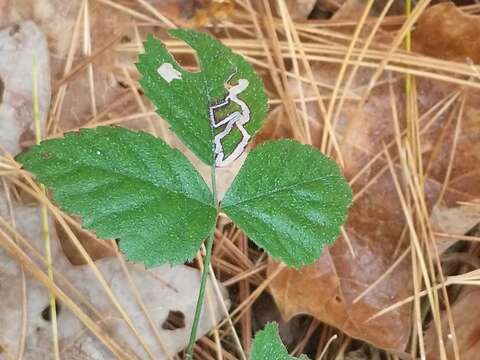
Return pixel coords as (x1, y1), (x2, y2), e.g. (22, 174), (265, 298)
(1, 0), (480, 359)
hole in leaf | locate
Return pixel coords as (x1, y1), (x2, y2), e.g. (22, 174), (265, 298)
(41, 302), (61, 322)
(164, 34), (200, 73)
(161, 310), (185, 330)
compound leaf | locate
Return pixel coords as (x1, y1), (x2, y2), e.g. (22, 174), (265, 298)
(136, 29), (268, 166)
(250, 323), (310, 360)
(222, 140), (352, 268)
(16, 126), (217, 267)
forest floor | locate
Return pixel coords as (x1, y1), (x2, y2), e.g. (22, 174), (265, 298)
(1, 0), (480, 359)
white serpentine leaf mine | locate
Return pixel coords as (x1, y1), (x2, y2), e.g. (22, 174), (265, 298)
(209, 74), (251, 167)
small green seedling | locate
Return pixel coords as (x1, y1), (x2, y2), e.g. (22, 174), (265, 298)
(251, 323), (309, 359)
(16, 29), (352, 359)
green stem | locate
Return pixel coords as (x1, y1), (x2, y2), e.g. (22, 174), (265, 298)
(186, 162), (218, 359)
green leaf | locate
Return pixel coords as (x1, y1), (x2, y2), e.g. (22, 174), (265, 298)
(222, 140), (352, 268)
(16, 126), (217, 267)
(136, 29), (268, 166)
(250, 323), (310, 360)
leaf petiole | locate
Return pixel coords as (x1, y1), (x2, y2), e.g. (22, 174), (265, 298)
(186, 161), (218, 359)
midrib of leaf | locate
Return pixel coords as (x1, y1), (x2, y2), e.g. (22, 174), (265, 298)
(222, 174), (339, 208)
(226, 205), (320, 258)
(86, 197), (171, 226)
(45, 159), (213, 208)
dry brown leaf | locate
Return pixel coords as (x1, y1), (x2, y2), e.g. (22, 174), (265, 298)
(265, 54), (414, 349)
(413, 2), (480, 63)
(267, 65), (480, 351)
(265, 4), (480, 350)
(51, 1), (132, 131)
(268, 152), (414, 351)
(425, 287), (480, 360)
